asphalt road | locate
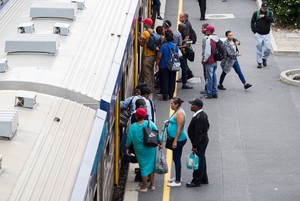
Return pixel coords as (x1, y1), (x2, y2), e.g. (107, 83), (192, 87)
(138, 0), (300, 200)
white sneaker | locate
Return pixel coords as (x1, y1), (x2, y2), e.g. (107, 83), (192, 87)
(168, 177), (182, 182)
(167, 181), (181, 187)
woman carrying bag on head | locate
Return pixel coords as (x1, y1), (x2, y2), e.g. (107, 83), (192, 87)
(125, 108), (162, 192)
(166, 97), (187, 187)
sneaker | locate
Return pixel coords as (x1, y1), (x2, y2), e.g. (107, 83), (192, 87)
(218, 84), (226, 90)
(149, 185), (156, 191)
(212, 94), (218, 99)
(257, 63), (262, 68)
(159, 97), (168, 101)
(176, 78), (182, 83)
(244, 83), (252, 89)
(182, 84), (193, 89)
(262, 59), (267, 67)
(167, 181), (182, 187)
(168, 177), (182, 182)
(136, 187), (148, 192)
(203, 95), (212, 99)
(157, 16), (163, 20)
(200, 90), (206, 95)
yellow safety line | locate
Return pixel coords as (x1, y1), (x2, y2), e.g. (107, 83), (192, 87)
(162, 0), (182, 200)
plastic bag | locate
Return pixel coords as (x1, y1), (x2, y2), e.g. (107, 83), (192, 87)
(186, 152), (199, 170)
(155, 150), (168, 174)
(159, 120), (168, 142)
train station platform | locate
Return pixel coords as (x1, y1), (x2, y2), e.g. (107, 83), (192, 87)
(124, 0), (300, 201)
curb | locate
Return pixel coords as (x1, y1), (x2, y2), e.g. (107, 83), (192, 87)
(256, 0), (300, 56)
(279, 69), (300, 86)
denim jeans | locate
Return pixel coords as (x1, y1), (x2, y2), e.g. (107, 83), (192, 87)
(205, 63), (218, 96)
(220, 59), (246, 85)
(255, 33), (271, 64)
(152, 0), (161, 16)
(172, 139), (187, 182)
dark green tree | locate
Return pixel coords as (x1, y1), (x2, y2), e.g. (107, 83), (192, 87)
(268, 0), (300, 28)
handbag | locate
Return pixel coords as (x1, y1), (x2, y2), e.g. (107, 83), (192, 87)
(165, 135), (174, 150)
(143, 120), (159, 147)
(155, 150), (168, 174)
(120, 97), (134, 127)
(185, 45), (195, 62)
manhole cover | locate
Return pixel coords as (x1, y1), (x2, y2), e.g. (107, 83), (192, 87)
(206, 14), (235, 19)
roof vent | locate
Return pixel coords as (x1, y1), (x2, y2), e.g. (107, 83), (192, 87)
(15, 91), (37, 109)
(0, 58), (8, 73)
(71, 0), (85, 10)
(53, 23), (70, 36)
(5, 34), (59, 54)
(0, 109), (19, 139)
(30, 2), (77, 20)
(18, 22), (35, 34)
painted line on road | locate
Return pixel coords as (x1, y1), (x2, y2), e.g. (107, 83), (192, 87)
(162, 0), (182, 200)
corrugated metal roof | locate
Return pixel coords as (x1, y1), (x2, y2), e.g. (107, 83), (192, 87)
(0, 0), (133, 104)
(0, 91), (96, 201)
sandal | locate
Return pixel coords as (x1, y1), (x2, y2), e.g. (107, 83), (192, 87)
(136, 187), (148, 192)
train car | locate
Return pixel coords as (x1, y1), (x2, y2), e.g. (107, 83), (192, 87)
(0, 0), (150, 200)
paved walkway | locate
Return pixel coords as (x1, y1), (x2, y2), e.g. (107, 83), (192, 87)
(124, 0), (300, 200)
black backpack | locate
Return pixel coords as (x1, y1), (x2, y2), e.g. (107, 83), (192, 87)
(147, 30), (161, 51)
(190, 28), (197, 44)
(212, 39), (225, 61)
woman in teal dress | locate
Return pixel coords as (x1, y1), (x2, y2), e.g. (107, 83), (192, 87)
(166, 97), (187, 187)
(125, 108), (162, 192)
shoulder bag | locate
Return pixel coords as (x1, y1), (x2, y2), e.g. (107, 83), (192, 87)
(143, 120), (159, 147)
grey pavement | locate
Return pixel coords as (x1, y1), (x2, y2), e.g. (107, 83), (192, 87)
(127, 0), (300, 201)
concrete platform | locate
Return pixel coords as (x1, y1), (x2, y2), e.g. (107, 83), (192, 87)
(124, 0), (300, 200)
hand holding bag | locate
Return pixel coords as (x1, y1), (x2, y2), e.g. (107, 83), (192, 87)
(143, 120), (159, 147)
(155, 150), (168, 174)
(186, 152), (199, 170)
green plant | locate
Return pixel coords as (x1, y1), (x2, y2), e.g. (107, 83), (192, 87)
(268, 0), (300, 28)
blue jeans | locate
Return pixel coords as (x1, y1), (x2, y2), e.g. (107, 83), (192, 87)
(220, 59), (246, 85)
(205, 63), (218, 96)
(172, 139), (187, 182)
(255, 33), (271, 64)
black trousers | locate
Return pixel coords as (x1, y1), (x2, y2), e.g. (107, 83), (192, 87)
(179, 56), (194, 84)
(159, 68), (176, 99)
(198, 0), (206, 19)
(192, 137), (209, 184)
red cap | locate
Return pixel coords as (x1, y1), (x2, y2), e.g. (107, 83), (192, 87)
(206, 25), (215, 33)
(135, 108), (147, 118)
(141, 18), (153, 26)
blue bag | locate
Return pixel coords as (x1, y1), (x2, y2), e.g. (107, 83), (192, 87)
(186, 152), (199, 170)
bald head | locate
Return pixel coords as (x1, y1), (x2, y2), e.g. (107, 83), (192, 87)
(179, 12), (188, 23)
(178, 23), (186, 33)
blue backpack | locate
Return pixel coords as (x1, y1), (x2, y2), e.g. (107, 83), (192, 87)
(147, 30), (161, 51)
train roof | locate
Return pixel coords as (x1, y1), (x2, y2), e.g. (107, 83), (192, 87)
(0, 0), (137, 107)
(0, 0), (139, 200)
(0, 90), (98, 200)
